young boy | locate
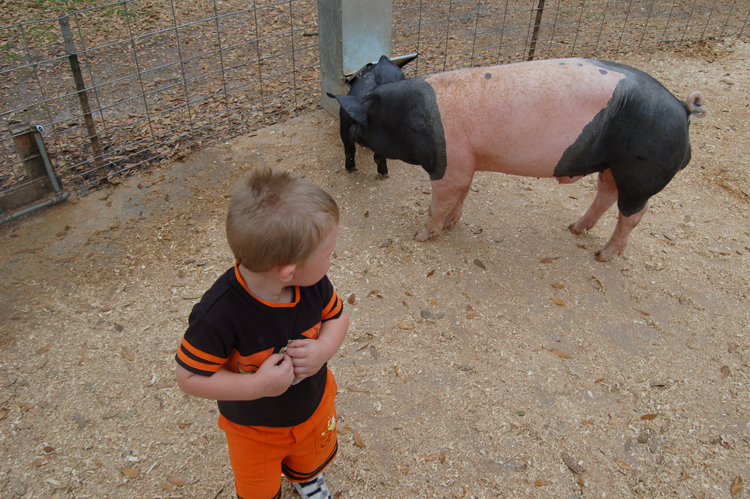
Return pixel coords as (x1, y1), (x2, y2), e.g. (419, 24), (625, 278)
(175, 166), (348, 499)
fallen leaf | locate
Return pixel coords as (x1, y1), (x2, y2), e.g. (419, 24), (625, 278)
(189, 438), (203, 445)
(36, 344), (53, 354)
(561, 452), (583, 474)
(114, 323), (124, 332)
(641, 414), (658, 420)
(353, 429), (366, 447)
(541, 256), (560, 263)
(397, 322), (413, 330)
(347, 293), (356, 304)
(634, 308), (651, 316)
(347, 385), (369, 393)
(439, 451), (447, 462)
(591, 275), (606, 293)
(551, 349), (570, 358)
(426, 269), (435, 277)
(550, 299), (566, 306)
(121, 468), (138, 478)
(395, 365), (407, 382)
(364, 211), (369, 218)
(466, 312), (475, 319)
(167, 476), (184, 487)
(421, 310), (434, 319)
(121, 347), (135, 361)
(595, 377), (605, 383)
(338, 426), (354, 434)
(614, 457), (632, 470)
(551, 283), (565, 289)
(177, 422), (192, 428)
(731, 476), (743, 494)
(43, 446), (55, 453)
(94, 459), (103, 467)
(473, 259), (486, 269)
(535, 480), (549, 486)
(681, 471), (689, 481)
(721, 365), (730, 379)
(405, 290), (414, 297)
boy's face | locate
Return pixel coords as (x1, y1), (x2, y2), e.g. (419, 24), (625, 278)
(290, 224), (338, 287)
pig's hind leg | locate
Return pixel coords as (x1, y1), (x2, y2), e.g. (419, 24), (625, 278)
(594, 206), (647, 261)
(569, 169), (618, 235)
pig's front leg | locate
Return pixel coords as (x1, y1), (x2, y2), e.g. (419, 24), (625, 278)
(595, 205), (647, 261)
(415, 174), (473, 242)
(569, 169), (618, 234)
(374, 153), (389, 177)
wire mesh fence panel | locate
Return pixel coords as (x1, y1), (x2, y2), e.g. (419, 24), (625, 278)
(0, 0), (320, 206)
(392, 0), (749, 78)
(1, 0), (748, 212)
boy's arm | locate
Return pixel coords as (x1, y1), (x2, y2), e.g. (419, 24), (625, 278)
(176, 353), (295, 401)
(286, 308), (349, 380)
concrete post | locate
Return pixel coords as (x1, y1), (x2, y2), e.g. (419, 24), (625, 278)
(318, 0), (393, 116)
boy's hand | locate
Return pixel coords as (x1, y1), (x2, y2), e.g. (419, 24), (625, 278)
(286, 339), (329, 380)
(255, 353), (295, 397)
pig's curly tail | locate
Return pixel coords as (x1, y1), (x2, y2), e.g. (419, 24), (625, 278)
(687, 91), (708, 120)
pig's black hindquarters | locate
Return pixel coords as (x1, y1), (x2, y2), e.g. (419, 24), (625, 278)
(337, 55), (410, 176)
(553, 60), (694, 218)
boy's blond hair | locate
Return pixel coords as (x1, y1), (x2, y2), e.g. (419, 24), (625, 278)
(226, 166), (339, 272)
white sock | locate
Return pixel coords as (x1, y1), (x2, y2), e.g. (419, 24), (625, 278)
(292, 474), (332, 499)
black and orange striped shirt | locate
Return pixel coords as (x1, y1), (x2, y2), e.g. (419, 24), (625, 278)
(175, 263), (344, 427)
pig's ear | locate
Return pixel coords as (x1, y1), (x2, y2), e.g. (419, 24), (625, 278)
(374, 56), (406, 85)
(335, 95), (369, 126)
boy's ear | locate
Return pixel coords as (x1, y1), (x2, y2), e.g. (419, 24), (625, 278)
(278, 263), (297, 283)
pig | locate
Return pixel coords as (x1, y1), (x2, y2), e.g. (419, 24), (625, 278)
(338, 54), (415, 177)
(330, 58), (707, 261)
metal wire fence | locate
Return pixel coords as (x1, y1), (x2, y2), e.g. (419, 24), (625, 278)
(1, 0), (747, 220)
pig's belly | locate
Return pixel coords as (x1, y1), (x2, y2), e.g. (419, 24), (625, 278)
(427, 59), (624, 179)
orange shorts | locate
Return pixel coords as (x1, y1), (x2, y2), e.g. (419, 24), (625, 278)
(218, 369), (338, 499)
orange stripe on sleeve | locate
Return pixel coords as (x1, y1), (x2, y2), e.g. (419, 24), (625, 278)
(177, 348), (223, 373)
(181, 338), (228, 365)
(322, 293), (340, 319)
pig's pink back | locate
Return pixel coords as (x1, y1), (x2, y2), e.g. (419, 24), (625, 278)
(425, 59), (624, 178)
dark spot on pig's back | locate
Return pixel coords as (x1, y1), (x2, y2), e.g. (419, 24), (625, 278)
(599, 69), (608, 75)
(485, 73), (492, 79)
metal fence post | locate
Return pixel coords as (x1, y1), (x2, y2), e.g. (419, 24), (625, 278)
(59, 16), (106, 180)
(317, 0), (393, 116)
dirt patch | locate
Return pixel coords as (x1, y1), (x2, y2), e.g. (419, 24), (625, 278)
(1, 40), (748, 498)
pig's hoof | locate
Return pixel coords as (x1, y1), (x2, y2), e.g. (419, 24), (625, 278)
(595, 245), (622, 262)
(568, 223), (582, 235)
(378, 173), (390, 179)
(414, 227), (437, 242)
(414, 228), (429, 242)
(345, 166), (358, 173)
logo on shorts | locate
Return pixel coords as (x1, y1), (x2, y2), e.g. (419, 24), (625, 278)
(320, 415), (336, 449)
